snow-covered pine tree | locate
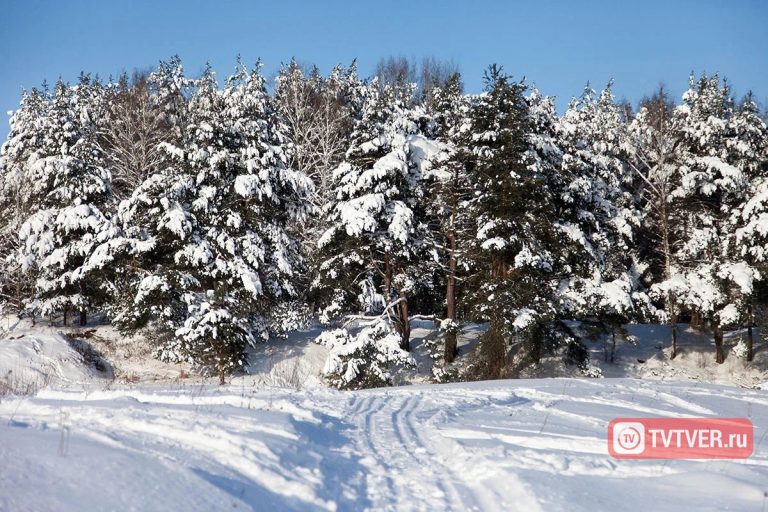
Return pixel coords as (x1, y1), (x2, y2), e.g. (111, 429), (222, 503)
(421, 73), (474, 362)
(165, 64), (251, 380)
(558, 83), (651, 361)
(659, 74), (754, 363)
(0, 86), (49, 314)
(17, 76), (116, 325)
(518, 84), (600, 369)
(222, 59), (314, 335)
(731, 93), (768, 360)
(107, 60), (312, 382)
(316, 78), (427, 350)
(468, 65), (568, 376)
(148, 55), (190, 144)
(94, 56), (194, 334)
(315, 319), (415, 389)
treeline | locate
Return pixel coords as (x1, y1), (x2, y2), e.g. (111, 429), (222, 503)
(0, 56), (766, 386)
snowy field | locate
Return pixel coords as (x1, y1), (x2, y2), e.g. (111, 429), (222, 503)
(1, 319), (767, 511)
(1, 379), (767, 511)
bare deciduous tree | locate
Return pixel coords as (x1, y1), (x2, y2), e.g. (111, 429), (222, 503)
(100, 72), (169, 200)
(375, 55), (459, 103)
(275, 61), (352, 207)
(627, 84), (682, 357)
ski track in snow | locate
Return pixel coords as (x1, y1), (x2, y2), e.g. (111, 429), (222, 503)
(1, 379), (767, 511)
(348, 390), (539, 511)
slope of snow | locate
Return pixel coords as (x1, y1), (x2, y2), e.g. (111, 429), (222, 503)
(0, 318), (112, 392)
(245, 326), (330, 388)
(0, 317), (331, 389)
(584, 324), (768, 388)
(1, 379), (766, 511)
(1, 316), (765, 392)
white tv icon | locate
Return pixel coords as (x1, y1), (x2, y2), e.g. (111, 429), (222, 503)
(613, 422), (646, 454)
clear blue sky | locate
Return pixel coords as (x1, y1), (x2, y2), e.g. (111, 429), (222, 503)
(1, 0), (766, 140)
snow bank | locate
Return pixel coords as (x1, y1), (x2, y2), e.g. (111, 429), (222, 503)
(0, 319), (111, 392)
(588, 324), (768, 388)
(0, 379), (766, 511)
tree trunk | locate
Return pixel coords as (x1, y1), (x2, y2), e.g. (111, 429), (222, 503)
(713, 323), (725, 364)
(381, 254), (411, 351)
(397, 292), (410, 351)
(15, 273), (23, 316)
(79, 308), (87, 327)
(610, 326), (617, 363)
(747, 301), (754, 362)
(444, 225), (458, 363)
(660, 188), (678, 359)
(484, 255), (507, 377)
(670, 313), (679, 359)
(444, 331), (458, 363)
(382, 259), (393, 310)
(63, 305), (68, 327)
(691, 311), (702, 330)
(485, 314), (505, 379)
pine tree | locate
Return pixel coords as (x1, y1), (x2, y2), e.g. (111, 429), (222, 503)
(559, 83), (651, 361)
(17, 76), (116, 325)
(97, 56), (196, 335)
(468, 66), (567, 376)
(422, 73), (473, 362)
(315, 319), (415, 389)
(222, 60), (314, 335)
(657, 75), (752, 363)
(731, 93), (768, 361)
(0, 87), (48, 314)
(148, 55), (190, 143)
(316, 79), (427, 350)
(105, 60), (312, 381)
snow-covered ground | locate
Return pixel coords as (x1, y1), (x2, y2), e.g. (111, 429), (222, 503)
(1, 317), (767, 510)
(1, 316), (765, 391)
(1, 379), (767, 511)
(588, 324), (768, 388)
(513, 322), (768, 389)
(0, 317), (113, 394)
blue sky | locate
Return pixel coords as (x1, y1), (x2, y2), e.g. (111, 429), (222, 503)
(1, 0), (766, 140)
